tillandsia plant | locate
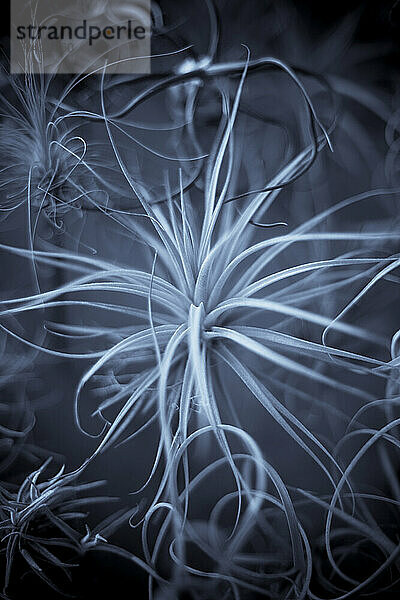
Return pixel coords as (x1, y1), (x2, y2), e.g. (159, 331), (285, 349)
(0, 448), (155, 599)
(0, 0), (400, 598)
(1, 39), (400, 598)
(0, 458), (109, 597)
(0, 58), (180, 252)
(0, 70), (90, 242)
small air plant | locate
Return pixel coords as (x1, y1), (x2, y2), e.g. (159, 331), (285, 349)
(0, 71), (91, 241)
(0, 62), (145, 253)
(1, 47), (399, 597)
(0, 457), (109, 597)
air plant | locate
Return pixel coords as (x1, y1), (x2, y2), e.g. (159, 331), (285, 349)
(0, 71), (90, 239)
(0, 457), (116, 597)
(1, 41), (399, 598)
